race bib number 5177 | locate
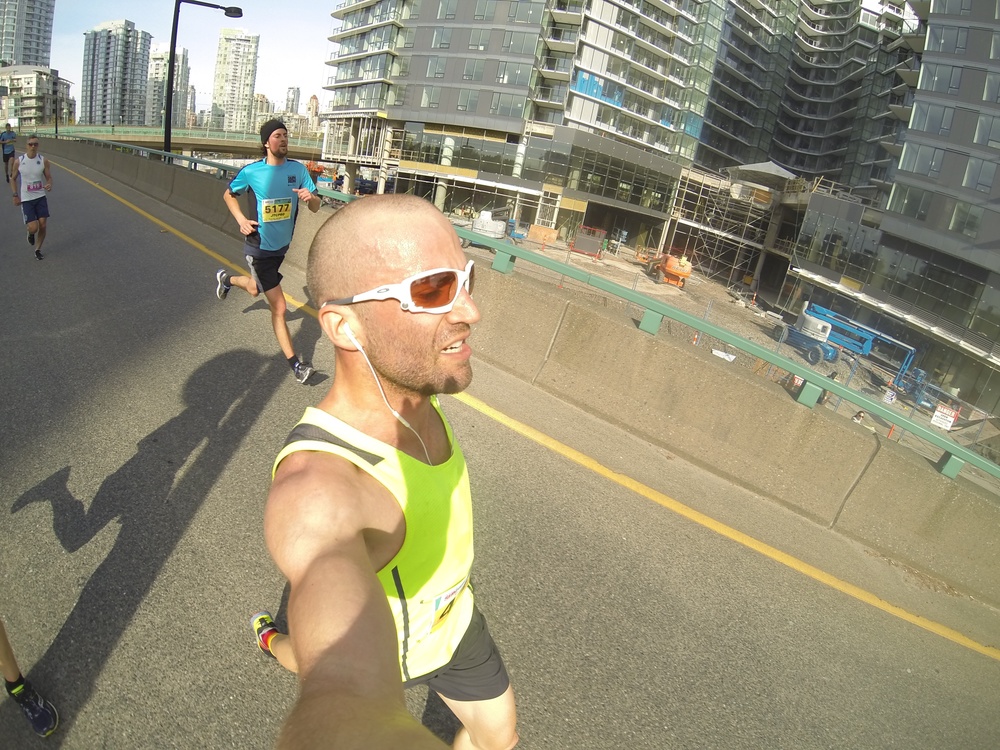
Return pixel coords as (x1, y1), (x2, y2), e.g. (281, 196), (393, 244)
(261, 197), (292, 222)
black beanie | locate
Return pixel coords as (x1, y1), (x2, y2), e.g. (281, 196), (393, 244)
(260, 119), (286, 144)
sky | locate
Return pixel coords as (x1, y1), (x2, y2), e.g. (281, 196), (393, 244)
(49, 0), (339, 116)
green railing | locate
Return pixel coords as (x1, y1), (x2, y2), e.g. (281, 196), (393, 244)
(33, 124), (324, 150)
(437, 221), (1000, 484)
(47, 134), (1000, 484)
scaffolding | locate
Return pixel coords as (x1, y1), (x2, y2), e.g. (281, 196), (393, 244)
(667, 168), (775, 287)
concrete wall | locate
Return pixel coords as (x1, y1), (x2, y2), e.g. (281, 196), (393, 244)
(47, 144), (1000, 608)
(42, 138), (242, 241)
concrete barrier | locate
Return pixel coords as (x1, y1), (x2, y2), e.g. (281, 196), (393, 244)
(472, 263), (999, 607)
(134, 158), (175, 203)
(837, 439), (1000, 605)
(167, 168), (234, 234)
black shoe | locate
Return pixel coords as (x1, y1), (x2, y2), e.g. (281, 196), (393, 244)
(9, 680), (59, 737)
(34, 249), (43, 260)
(293, 360), (314, 385)
(27, 232), (35, 246)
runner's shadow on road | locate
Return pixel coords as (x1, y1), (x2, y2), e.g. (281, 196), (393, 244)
(2, 348), (282, 746)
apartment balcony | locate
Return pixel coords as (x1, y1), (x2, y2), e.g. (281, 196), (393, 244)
(894, 56), (919, 88)
(329, 12), (403, 43)
(531, 85), (568, 108)
(332, 0), (379, 21)
(544, 26), (579, 54)
(878, 130), (905, 159)
(550, 0), (584, 24)
(887, 92), (913, 122)
(907, 1), (930, 21)
(537, 56), (573, 82)
(899, 18), (926, 54)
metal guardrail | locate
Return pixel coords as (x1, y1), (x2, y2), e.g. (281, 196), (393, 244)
(436, 223), (999, 484)
(34, 125), (324, 150)
(45, 135), (1000, 484)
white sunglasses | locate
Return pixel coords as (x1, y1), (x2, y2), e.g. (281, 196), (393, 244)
(321, 260), (475, 314)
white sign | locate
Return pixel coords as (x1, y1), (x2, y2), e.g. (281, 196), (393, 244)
(883, 389), (896, 405)
(931, 405), (959, 430)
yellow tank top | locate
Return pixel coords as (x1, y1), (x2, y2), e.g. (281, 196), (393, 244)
(272, 398), (475, 681)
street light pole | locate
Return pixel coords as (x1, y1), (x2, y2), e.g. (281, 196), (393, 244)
(163, 0), (242, 155)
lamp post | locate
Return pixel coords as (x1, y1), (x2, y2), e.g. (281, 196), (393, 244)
(163, 0), (242, 156)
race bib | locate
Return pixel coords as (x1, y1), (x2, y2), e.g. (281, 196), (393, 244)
(430, 575), (469, 633)
(26, 180), (43, 193)
(261, 197), (292, 222)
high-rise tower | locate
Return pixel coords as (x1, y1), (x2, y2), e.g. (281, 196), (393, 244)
(212, 28), (258, 132)
(0, 0), (55, 67)
(80, 20), (152, 126)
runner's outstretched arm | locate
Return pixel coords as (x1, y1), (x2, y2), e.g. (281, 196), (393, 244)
(266, 455), (447, 750)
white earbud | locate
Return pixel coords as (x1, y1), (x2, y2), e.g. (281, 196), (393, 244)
(342, 320), (431, 464)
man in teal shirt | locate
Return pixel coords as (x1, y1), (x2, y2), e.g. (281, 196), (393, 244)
(1, 124), (16, 182)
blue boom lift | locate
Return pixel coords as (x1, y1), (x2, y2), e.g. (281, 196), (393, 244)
(773, 303), (934, 408)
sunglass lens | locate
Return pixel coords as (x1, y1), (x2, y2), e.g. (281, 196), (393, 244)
(410, 271), (457, 308)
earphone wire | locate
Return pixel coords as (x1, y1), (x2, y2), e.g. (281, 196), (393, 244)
(345, 327), (432, 464)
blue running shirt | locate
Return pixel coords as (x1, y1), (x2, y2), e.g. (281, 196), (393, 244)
(228, 159), (316, 256)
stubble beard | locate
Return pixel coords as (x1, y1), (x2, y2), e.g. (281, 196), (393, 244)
(364, 323), (474, 398)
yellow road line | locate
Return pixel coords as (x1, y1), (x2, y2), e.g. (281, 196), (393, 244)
(61, 165), (1000, 664)
(453, 391), (1000, 664)
(53, 161), (317, 314)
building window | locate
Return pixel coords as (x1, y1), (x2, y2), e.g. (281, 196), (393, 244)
(408, 0), (422, 18)
(489, 92), (526, 117)
(432, 28), (452, 49)
(457, 89), (479, 112)
(388, 84), (407, 106)
(949, 201), (983, 237)
(502, 31), (535, 55)
(963, 158), (997, 193)
(426, 56), (446, 78)
(887, 184), (933, 220)
(496, 61), (531, 86)
(899, 143), (944, 178)
(398, 28), (415, 49)
(437, 0), (457, 19)
(926, 25), (968, 54)
(919, 63), (962, 95)
(463, 59), (484, 81)
(421, 85), (441, 108)
(911, 102), (954, 136)
(474, 0), (496, 21)
(985, 73), (1000, 103)
(508, 2), (543, 24)
(930, 0), (971, 14)
(974, 113), (1000, 148)
(469, 29), (490, 51)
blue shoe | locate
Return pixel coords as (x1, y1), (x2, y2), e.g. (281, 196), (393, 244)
(9, 680), (58, 737)
(293, 360), (314, 385)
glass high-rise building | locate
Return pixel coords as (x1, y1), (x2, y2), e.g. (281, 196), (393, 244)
(212, 28), (258, 132)
(0, 0), (55, 67)
(321, 0), (1000, 412)
(146, 44), (190, 128)
(80, 20), (152, 126)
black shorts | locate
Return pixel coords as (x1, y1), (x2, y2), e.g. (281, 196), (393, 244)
(403, 605), (510, 702)
(2, 151), (13, 164)
(245, 252), (284, 294)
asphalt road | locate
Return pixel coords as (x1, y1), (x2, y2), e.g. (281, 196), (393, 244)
(1, 157), (998, 749)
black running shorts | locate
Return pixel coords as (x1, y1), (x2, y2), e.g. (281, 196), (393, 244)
(403, 605), (511, 702)
(245, 252), (284, 294)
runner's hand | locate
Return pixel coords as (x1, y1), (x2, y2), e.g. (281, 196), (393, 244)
(238, 217), (259, 235)
(294, 187), (314, 203)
